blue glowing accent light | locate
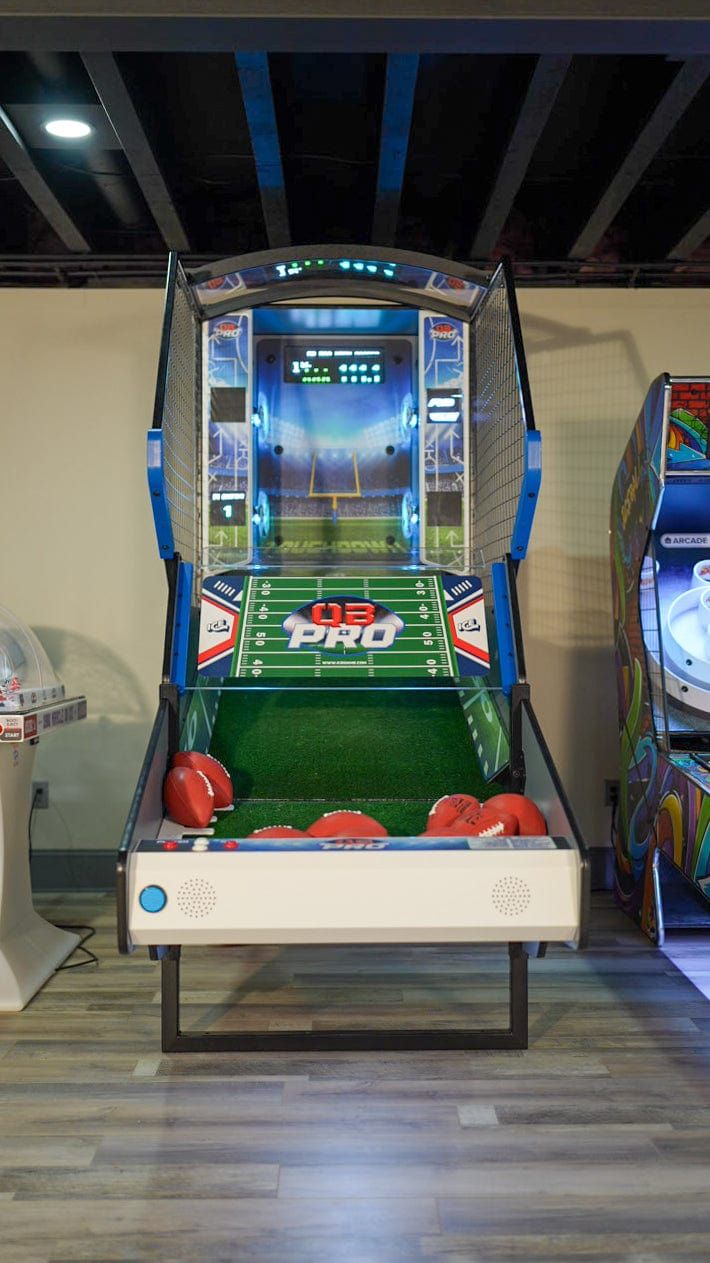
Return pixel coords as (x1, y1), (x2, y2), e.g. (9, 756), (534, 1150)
(339, 260), (351, 270)
(139, 885), (167, 914)
(353, 262), (365, 272)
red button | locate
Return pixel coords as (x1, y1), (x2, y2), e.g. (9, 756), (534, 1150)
(224, 840), (239, 850)
(163, 841), (178, 850)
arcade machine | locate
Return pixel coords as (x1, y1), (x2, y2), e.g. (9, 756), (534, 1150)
(118, 247), (588, 1052)
(0, 605), (87, 1009)
(612, 376), (710, 943)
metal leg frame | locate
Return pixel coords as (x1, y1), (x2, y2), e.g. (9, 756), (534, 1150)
(160, 942), (529, 1053)
(652, 847), (710, 946)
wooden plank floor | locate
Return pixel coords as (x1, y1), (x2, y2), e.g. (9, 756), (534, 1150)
(0, 893), (709, 1262)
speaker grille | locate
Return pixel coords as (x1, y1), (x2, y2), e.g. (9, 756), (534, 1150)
(491, 874), (531, 917)
(176, 877), (217, 919)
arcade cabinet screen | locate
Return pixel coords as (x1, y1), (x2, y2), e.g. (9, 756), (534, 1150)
(651, 480), (710, 735)
(210, 386), (247, 424)
(210, 491), (246, 527)
(427, 492), (463, 527)
(284, 345), (385, 386)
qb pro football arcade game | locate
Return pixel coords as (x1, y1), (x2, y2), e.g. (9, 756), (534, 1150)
(118, 247), (589, 1053)
(612, 375), (710, 942)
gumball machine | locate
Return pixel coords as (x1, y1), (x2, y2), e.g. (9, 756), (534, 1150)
(0, 605), (87, 1010)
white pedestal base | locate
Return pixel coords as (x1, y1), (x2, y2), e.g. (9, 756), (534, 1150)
(0, 911), (78, 1011)
(0, 740), (80, 1012)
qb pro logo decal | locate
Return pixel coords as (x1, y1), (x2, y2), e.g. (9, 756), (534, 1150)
(430, 321), (456, 341)
(283, 597), (404, 654)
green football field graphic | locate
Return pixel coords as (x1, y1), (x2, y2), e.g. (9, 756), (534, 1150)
(231, 573), (455, 680)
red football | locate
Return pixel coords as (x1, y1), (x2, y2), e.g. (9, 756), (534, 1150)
(485, 793), (547, 836)
(427, 793), (480, 831)
(164, 766), (214, 829)
(247, 826), (310, 839)
(445, 805), (518, 838)
(307, 810), (389, 838)
(173, 751), (233, 808)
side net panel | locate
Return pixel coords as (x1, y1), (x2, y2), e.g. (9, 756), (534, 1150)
(471, 264), (530, 567)
(159, 262), (201, 584)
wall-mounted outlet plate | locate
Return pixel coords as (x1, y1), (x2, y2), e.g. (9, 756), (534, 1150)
(604, 779), (620, 808)
(32, 781), (49, 809)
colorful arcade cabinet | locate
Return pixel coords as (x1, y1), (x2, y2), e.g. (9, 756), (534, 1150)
(612, 376), (710, 942)
(0, 606), (87, 1009)
(118, 247), (588, 1052)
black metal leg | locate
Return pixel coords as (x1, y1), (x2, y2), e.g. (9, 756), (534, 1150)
(161, 948), (181, 1052)
(159, 943), (530, 1054)
(508, 942), (528, 1049)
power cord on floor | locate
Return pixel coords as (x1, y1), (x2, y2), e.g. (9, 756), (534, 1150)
(609, 792), (618, 849)
(52, 924), (98, 971)
(28, 799), (99, 971)
(28, 784), (41, 863)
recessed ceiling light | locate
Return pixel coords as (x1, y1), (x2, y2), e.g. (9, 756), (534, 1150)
(43, 118), (92, 140)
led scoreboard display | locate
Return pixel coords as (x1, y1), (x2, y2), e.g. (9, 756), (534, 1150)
(284, 344), (385, 385)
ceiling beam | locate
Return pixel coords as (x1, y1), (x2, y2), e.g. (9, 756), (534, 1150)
(372, 54), (419, 247)
(235, 52), (290, 250)
(81, 51), (190, 251)
(6, 10), (710, 55)
(569, 57), (710, 260)
(668, 208), (710, 259)
(0, 104), (89, 251)
(470, 55), (570, 259)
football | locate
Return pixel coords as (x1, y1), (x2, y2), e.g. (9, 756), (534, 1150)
(307, 810), (389, 838)
(485, 793), (547, 836)
(427, 793), (480, 831)
(164, 766), (215, 829)
(445, 804), (518, 838)
(246, 826), (310, 839)
(173, 751), (234, 808)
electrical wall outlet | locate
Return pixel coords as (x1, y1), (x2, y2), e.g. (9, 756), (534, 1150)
(32, 781), (49, 809)
(604, 779), (620, 808)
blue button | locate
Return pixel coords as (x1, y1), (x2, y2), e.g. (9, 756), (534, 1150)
(139, 885), (167, 913)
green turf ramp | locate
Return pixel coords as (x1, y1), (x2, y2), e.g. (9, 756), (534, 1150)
(209, 688), (504, 837)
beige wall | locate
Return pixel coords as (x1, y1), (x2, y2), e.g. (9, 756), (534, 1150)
(0, 290), (165, 851)
(1, 285), (709, 853)
(517, 288), (710, 847)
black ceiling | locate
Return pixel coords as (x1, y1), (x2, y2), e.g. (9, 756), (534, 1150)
(1, 45), (710, 286)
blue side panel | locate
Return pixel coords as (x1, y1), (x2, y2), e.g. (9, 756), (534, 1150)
(440, 574), (490, 676)
(511, 429), (542, 560)
(492, 561), (518, 695)
(170, 562), (193, 690)
(146, 429), (174, 559)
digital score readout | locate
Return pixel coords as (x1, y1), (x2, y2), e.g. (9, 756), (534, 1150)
(284, 345), (385, 385)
